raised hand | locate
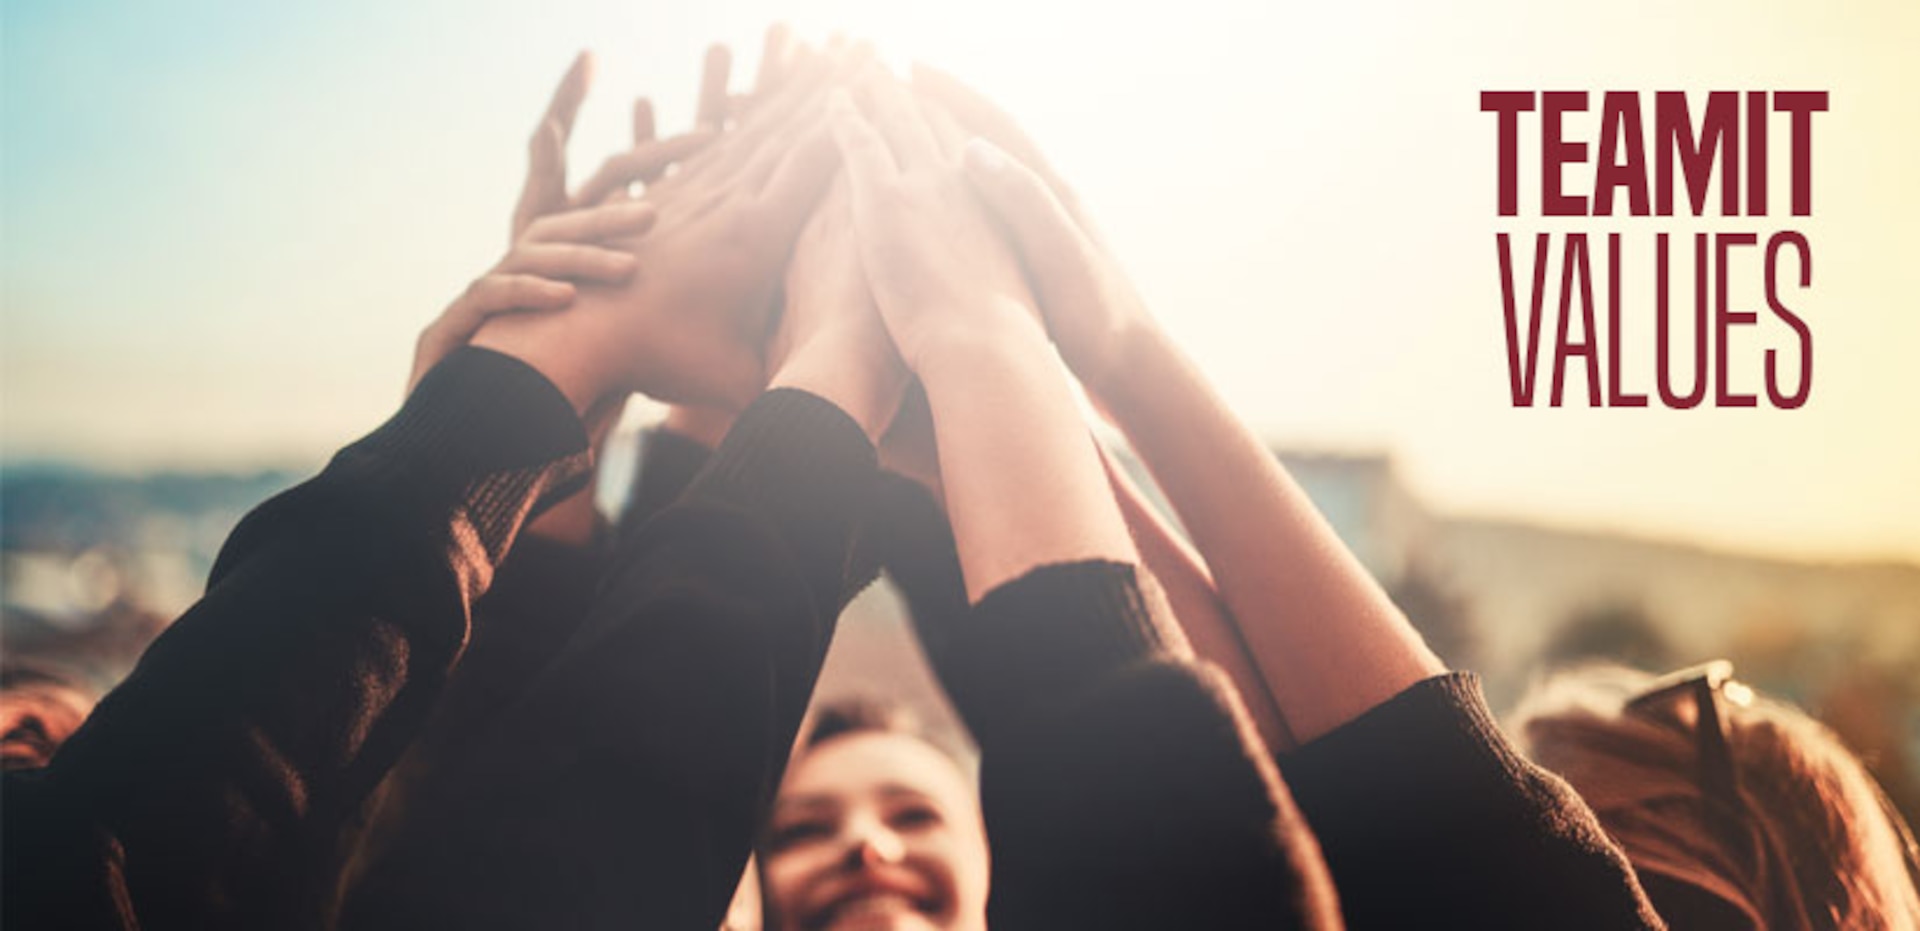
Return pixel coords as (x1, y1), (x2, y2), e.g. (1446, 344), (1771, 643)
(411, 200), (656, 394)
(907, 68), (1150, 400)
(954, 138), (1153, 403)
(959, 139), (1443, 741)
(470, 45), (851, 413)
(827, 74), (1041, 375)
(828, 70), (1135, 602)
(509, 51), (593, 240)
(765, 177), (908, 441)
(910, 63), (1089, 227)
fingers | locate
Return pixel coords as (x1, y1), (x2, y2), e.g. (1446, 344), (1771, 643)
(496, 242), (640, 283)
(544, 51), (594, 140)
(911, 61), (1084, 220)
(696, 44), (733, 129)
(413, 274), (576, 392)
(752, 23), (792, 97)
(570, 130), (715, 207)
(856, 70), (941, 170)
(754, 123), (843, 246)
(738, 94), (827, 190)
(961, 138), (1100, 305)
(828, 90), (900, 197)
(915, 94), (969, 158)
(733, 39), (873, 185)
(511, 52), (594, 241)
(460, 273), (578, 316)
(524, 200), (658, 244)
(512, 118), (568, 240)
(714, 37), (872, 190)
(632, 97), (656, 144)
(909, 62), (1046, 167)
(705, 42), (837, 177)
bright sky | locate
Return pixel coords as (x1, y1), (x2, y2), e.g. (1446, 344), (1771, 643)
(4, 0), (1917, 563)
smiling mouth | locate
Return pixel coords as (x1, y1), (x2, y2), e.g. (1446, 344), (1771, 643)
(814, 890), (941, 930)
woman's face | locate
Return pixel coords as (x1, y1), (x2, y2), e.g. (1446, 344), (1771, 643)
(762, 732), (989, 931)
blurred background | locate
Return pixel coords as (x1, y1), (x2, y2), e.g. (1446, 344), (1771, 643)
(4, 0), (1917, 820)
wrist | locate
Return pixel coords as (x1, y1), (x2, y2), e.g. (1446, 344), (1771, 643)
(661, 404), (736, 449)
(469, 314), (619, 416)
(913, 312), (1058, 395)
(767, 329), (908, 442)
(525, 488), (603, 547)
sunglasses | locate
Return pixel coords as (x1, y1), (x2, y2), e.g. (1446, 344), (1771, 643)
(1626, 660), (1920, 900)
(1625, 660), (1755, 837)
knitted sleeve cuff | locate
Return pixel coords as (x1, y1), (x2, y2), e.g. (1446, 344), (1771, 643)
(944, 561), (1168, 748)
(1279, 672), (1507, 814)
(863, 473), (968, 638)
(210, 347), (592, 592)
(677, 388), (880, 603)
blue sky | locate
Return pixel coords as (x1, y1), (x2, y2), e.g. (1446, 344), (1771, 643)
(6, 0), (1919, 562)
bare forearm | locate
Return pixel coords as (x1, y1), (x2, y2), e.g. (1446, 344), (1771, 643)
(1102, 327), (1442, 743)
(919, 328), (1137, 604)
(767, 328), (906, 443)
(1100, 449), (1297, 751)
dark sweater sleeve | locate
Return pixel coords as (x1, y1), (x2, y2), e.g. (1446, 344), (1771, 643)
(1279, 673), (1663, 930)
(618, 427), (716, 530)
(1, 348), (592, 931)
(342, 388), (882, 931)
(356, 425), (713, 882)
(862, 474), (971, 682)
(352, 534), (606, 865)
(933, 560), (1340, 930)
(353, 425), (717, 907)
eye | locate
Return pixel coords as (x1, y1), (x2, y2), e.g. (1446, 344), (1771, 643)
(888, 803), (943, 832)
(766, 818), (833, 852)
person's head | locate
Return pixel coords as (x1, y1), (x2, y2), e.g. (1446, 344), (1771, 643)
(760, 699), (989, 931)
(1512, 662), (1920, 930)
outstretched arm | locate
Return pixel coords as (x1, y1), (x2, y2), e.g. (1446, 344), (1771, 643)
(344, 47), (902, 931)
(831, 79), (1133, 600)
(947, 110), (1441, 745)
(936, 75), (1657, 928)
(833, 75), (1340, 929)
(2, 329), (595, 931)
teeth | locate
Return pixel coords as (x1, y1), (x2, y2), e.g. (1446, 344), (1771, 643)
(824, 890), (943, 930)
(837, 892), (914, 917)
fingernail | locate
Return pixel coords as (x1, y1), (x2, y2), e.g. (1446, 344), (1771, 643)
(963, 137), (1006, 173)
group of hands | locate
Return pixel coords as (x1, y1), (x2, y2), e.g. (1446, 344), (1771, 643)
(410, 27), (1163, 485)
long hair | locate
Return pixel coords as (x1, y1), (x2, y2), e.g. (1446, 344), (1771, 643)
(1511, 664), (1920, 930)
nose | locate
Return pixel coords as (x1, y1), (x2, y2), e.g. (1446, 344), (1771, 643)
(842, 821), (906, 870)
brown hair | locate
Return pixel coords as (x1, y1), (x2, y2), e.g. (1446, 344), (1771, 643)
(794, 696), (971, 768)
(1511, 664), (1920, 930)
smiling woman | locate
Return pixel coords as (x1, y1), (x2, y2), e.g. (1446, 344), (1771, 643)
(760, 701), (989, 931)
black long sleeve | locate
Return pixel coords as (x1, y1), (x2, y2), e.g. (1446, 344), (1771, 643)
(1, 348), (592, 931)
(618, 426), (717, 532)
(342, 388), (883, 930)
(1280, 673), (1664, 929)
(366, 423), (716, 848)
(350, 532), (608, 888)
(351, 425), (714, 897)
(895, 545), (1341, 929)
